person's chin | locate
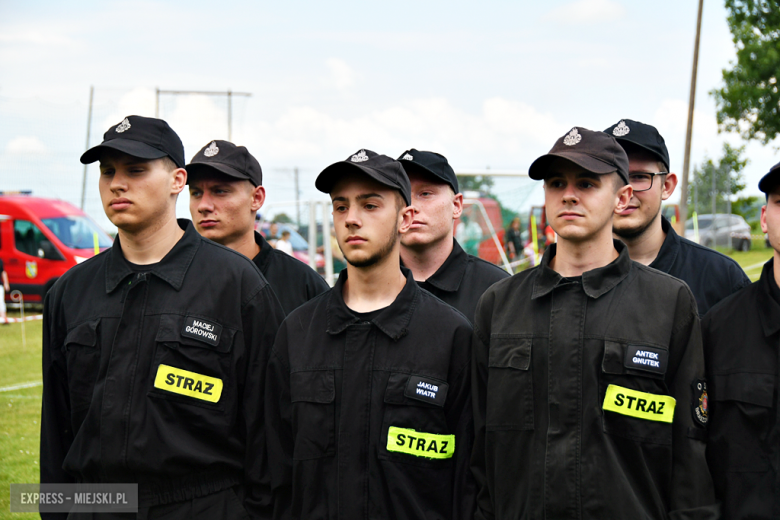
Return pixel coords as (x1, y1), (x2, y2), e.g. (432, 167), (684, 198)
(401, 233), (432, 248)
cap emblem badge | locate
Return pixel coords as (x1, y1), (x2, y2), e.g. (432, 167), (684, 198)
(563, 128), (582, 146)
(115, 118), (131, 133)
(613, 120), (630, 137)
(351, 150), (369, 163)
(204, 141), (219, 157)
(402, 153), (413, 161)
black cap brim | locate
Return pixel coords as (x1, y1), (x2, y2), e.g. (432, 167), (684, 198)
(80, 139), (170, 165)
(185, 162), (255, 185)
(529, 152), (623, 181)
(614, 139), (670, 171)
(398, 160), (457, 191)
(316, 162), (411, 205)
(759, 165), (780, 194)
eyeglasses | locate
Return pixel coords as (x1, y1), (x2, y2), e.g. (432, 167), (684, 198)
(629, 172), (668, 192)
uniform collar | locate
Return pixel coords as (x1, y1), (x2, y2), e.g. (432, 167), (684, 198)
(104, 219), (200, 293)
(326, 266), (418, 341)
(532, 239), (632, 300)
(757, 258), (780, 337)
(419, 239), (468, 292)
(253, 231), (274, 270)
(648, 216), (679, 273)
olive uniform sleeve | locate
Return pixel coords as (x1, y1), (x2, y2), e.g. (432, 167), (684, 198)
(471, 295), (495, 520)
(39, 287), (74, 520)
(666, 285), (720, 520)
(264, 323), (293, 520)
(241, 284), (286, 519)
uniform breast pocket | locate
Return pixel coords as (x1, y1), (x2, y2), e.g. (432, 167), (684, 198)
(62, 319), (101, 413)
(290, 370), (335, 460)
(486, 336), (534, 431)
(712, 371), (775, 471)
(600, 341), (673, 445)
(379, 372), (452, 468)
(148, 314), (236, 411)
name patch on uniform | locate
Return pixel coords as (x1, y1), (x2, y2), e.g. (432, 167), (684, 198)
(153, 364), (223, 403)
(404, 376), (449, 406)
(181, 316), (222, 347)
(603, 384), (675, 423)
(386, 426), (454, 459)
(624, 345), (667, 375)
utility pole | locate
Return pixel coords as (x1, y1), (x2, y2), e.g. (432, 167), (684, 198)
(155, 89), (250, 139)
(227, 89), (232, 141)
(80, 86), (94, 210)
(294, 167), (300, 227)
(679, 0), (704, 231)
(712, 161), (717, 247)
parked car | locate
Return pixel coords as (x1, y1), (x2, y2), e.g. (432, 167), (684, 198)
(0, 194), (113, 302)
(684, 213), (752, 251)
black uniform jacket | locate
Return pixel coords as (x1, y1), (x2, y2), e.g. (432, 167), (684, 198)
(40, 220), (285, 517)
(265, 267), (476, 520)
(252, 231), (330, 315)
(703, 259), (780, 519)
(414, 239), (509, 324)
(472, 241), (718, 520)
(649, 217), (750, 316)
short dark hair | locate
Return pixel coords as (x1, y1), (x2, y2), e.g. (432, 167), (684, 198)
(395, 191), (406, 212)
(160, 156), (178, 172)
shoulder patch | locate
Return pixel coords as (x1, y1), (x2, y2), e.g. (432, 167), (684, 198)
(692, 379), (708, 427)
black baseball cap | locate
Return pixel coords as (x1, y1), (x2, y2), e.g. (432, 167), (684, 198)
(80, 115), (185, 168)
(185, 140), (263, 186)
(758, 161), (780, 194)
(604, 119), (670, 171)
(316, 149), (411, 205)
(397, 149), (459, 193)
(528, 126), (629, 185)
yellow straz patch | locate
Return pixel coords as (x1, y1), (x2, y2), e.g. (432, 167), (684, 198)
(603, 384), (675, 423)
(153, 364), (223, 403)
(386, 427), (455, 459)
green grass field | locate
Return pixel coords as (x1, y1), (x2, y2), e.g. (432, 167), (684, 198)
(1, 311), (43, 519)
(0, 245), (775, 518)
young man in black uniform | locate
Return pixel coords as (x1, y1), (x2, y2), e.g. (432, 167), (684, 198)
(187, 140), (329, 315)
(265, 149), (475, 519)
(472, 127), (718, 519)
(703, 161), (780, 518)
(606, 119), (750, 315)
(40, 116), (285, 518)
(398, 149), (509, 323)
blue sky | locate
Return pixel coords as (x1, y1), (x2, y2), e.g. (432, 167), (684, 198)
(1, 0), (777, 229)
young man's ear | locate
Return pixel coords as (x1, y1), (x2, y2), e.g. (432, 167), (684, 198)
(761, 204), (768, 234)
(251, 185), (266, 212)
(614, 182), (633, 214)
(661, 173), (678, 201)
(452, 192), (464, 220)
(399, 204), (414, 234)
(171, 168), (187, 195)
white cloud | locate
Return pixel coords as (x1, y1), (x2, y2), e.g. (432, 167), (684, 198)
(5, 136), (47, 154)
(0, 29), (73, 46)
(101, 88), (157, 130)
(543, 0), (626, 25)
(237, 97), (563, 170)
(323, 58), (360, 90)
